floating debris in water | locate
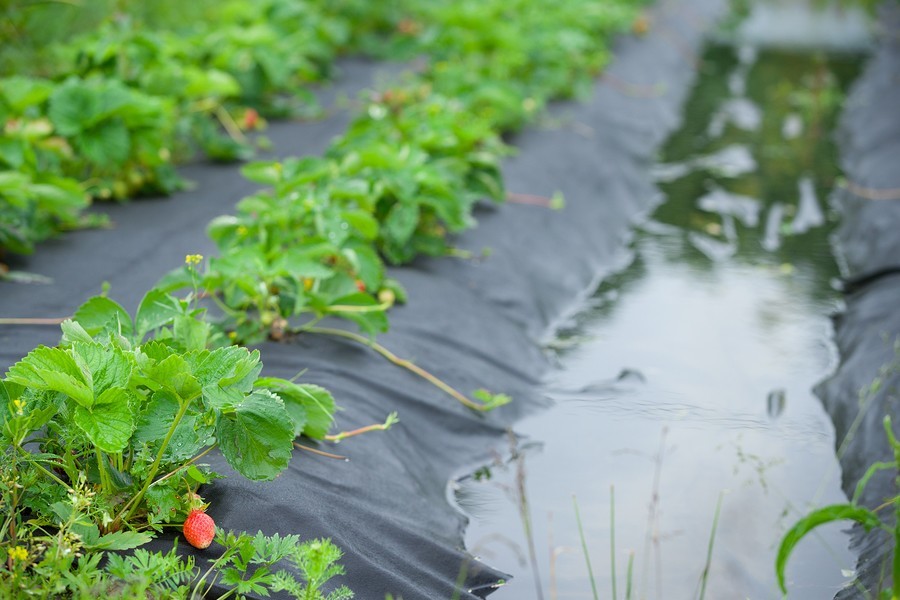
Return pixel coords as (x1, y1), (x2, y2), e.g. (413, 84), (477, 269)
(767, 388), (787, 419)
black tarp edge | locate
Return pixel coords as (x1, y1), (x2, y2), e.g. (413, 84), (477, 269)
(819, 4), (900, 598)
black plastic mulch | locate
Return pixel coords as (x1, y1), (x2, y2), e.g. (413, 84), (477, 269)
(817, 4), (900, 597)
(0, 0), (726, 597)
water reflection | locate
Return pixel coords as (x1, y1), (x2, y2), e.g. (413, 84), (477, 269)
(453, 33), (867, 600)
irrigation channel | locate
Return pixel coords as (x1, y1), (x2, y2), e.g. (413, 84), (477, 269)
(453, 6), (871, 600)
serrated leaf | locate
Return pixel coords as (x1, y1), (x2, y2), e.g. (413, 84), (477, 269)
(254, 378), (308, 437)
(133, 390), (178, 444)
(146, 485), (180, 524)
(60, 319), (94, 345)
(219, 349), (262, 391)
(188, 346), (256, 387)
(141, 354), (201, 401)
(73, 296), (134, 338)
(73, 342), (132, 397)
(73, 390), (134, 453)
(5, 346), (93, 408)
(217, 390), (294, 480)
(135, 289), (184, 340)
(173, 315), (209, 352)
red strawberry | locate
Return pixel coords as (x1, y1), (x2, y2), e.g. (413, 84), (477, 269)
(243, 108), (259, 130)
(183, 509), (215, 549)
(355, 279), (366, 292)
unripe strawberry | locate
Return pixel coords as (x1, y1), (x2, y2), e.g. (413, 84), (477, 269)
(183, 509), (215, 549)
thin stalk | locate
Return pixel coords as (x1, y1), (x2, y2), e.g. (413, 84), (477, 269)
(611, 485), (618, 600)
(698, 492), (723, 600)
(0, 317), (68, 325)
(325, 412), (398, 443)
(625, 552), (635, 600)
(150, 446), (215, 489)
(573, 495), (599, 600)
(96, 451), (111, 495)
(325, 300), (393, 314)
(302, 326), (492, 411)
(450, 557), (470, 600)
(215, 105), (248, 144)
(116, 391), (199, 526)
(519, 458), (544, 600)
(15, 446), (69, 489)
(293, 442), (347, 460)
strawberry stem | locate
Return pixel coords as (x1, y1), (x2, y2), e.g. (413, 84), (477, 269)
(301, 326), (496, 412)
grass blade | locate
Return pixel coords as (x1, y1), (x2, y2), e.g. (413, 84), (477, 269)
(698, 492), (723, 600)
(775, 504), (883, 594)
(573, 495), (599, 600)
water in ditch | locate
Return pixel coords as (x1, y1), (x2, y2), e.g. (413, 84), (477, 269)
(453, 12), (869, 600)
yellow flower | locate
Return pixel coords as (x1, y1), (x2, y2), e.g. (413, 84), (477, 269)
(185, 254), (204, 267)
(13, 398), (25, 416)
(9, 546), (28, 562)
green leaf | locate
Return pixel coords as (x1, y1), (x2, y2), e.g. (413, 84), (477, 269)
(383, 201), (420, 246)
(254, 378), (308, 437)
(216, 390), (294, 480)
(135, 289), (184, 340)
(140, 353), (202, 401)
(292, 383), (335, 440)
(273, 249), (336, 280)
(146, 485), (180, 524)
(87, 531), (153, 551)
(341, 209), (379, 240)
(60, 319), (95, 346)
(73, 388), (135, 453)
(133, 390), (178, 444)
(73, 342), (133, 396)
(73, 296), (134, 338)
(78, 119), (130, 166)
(241, 161), (282, 185)
(173, 315), (209, 352)
(343, 242), (383, 291)
(775, 504), (883, 593)
(5, 346), (94, 408)
(0, 76), (54, 112)
(48, 80), (98, 136)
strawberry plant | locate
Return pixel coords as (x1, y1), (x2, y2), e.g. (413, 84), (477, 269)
(1, 286), (342, 536)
